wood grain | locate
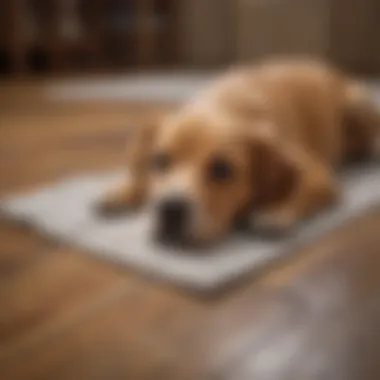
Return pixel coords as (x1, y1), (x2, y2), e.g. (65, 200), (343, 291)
(1, 80), (380, 380)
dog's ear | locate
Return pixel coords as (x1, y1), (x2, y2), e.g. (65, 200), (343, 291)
(248, 122), (298, 207)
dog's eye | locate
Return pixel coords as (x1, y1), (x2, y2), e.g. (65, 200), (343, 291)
(151, 153), (171, 172)
(208, 158), (234, 181)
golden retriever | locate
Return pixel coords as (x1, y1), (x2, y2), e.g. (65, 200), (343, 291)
(97, 58), (379, 246)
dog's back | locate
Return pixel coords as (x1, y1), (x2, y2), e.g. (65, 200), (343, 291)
(202, 59), (379, 166)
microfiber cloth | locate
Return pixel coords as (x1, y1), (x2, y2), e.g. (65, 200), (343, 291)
(1, 164), (379, 292)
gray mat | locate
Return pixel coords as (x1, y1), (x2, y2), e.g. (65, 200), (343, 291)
(1, 165), (379, 292)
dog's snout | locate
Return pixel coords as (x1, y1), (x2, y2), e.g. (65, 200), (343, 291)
(157, 197), (191, 242)
(159, 198), (190, 226)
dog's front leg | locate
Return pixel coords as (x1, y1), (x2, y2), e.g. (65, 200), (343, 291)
(95, 119), (160, 216)
(96, 175), (147, 216)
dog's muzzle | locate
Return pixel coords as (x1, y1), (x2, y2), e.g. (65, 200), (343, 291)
(155, 197), (192, 244)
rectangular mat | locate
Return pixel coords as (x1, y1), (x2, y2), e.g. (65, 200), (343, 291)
(1, 165), (379, 292)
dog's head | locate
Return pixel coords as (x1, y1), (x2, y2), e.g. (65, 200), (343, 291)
(139, 111), (296, 246)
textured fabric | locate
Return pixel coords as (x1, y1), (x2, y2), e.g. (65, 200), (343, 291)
(46, 74), (214, 102)
(1, 164), (379, 293)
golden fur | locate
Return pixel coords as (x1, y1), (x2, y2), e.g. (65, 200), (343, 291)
(98, 58), (380, 246)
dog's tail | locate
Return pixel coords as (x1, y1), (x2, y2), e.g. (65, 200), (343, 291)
(345, 80), (380, 160)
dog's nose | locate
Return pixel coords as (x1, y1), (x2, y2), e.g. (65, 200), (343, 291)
(157, 197), (190, 241)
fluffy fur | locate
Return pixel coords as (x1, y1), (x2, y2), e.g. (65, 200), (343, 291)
(97, 58), (380, 246)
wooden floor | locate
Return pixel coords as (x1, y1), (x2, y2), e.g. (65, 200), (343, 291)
(1, 79), (380, 380)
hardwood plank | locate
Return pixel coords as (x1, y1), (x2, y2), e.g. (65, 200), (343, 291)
(0, 250), (129, 359)
(0, 273), (208, 380)
(0, 222), (53, 278)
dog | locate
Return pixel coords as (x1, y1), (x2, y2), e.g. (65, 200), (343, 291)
(97, 58), (379, 247)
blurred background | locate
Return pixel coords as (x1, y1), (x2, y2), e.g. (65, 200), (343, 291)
(2, 2), (380, 380)
(1, 0), (380, 77)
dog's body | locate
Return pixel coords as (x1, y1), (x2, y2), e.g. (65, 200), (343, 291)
(98, 59), (379, 246)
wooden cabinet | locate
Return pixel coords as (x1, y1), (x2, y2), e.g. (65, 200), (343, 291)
(235, 0), (380, 74)
(328, 0), (380, 74)
(0, 0), (179, 76)
(177, 0), (235, 67)
(1, 0), (379, 76)
(236, 0), (330, 63)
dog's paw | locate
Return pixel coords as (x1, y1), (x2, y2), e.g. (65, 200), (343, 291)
(94, 188), (143, 218)
(94, 198), (132, 217)
(249, 208), (297, 238)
